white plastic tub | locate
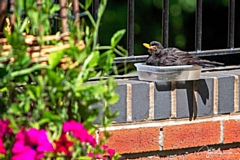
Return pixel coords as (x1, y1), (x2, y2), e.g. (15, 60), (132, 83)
(134, 63), (202, 82)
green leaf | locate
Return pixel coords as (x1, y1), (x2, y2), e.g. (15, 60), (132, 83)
(88, 51), (100, 68)
(108, 93), (119, 104)
(27, 88), (36, 100)
(42, 111), (62, 122)
(50, 4), (60, 14)
(77, 51), (99, 81)
(27, 8), (39, 26)
(39, 14), (49, 24)
(0, 87), (7, 93)
(78, 156), (91, 160)
(38, 118), (51, 126)
(0, 67), (7, 79)
(24, 99), (31, 112)
(85, 108), (99, 122)
(25, 0), (36, 9)
(85, 0), (93, 10)
(8, 104), (21, 115)
(10, 64), (50, 78)
(111, 29), (126, 48)
(48, 50), (63, 68)
(97, 0), (107, 19)
(20, 17), (29, 32)
(99, 50), (115, 72)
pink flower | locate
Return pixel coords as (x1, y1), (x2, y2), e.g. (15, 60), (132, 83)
(101, 145), (108, 150)
(107, 149), (115, 158)
(88, 152), (105, 159)
(0, 119), (12, 138)
(88, 152), (94, 158)
(0, 139), (6, 154)
(63, 120), (96, 147)
(101, 145), (116, 158)
(12, 128), (53, 160)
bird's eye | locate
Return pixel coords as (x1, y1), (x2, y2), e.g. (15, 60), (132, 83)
(152, 46), (157, 50)
(150, 42), (159, 47)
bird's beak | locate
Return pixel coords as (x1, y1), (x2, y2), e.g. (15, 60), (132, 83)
(143, 43), (151, 49)
(143, 43), (157, 50)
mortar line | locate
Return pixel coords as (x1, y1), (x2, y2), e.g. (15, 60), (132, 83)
(220, 120), (224, 143)
(148, 82), (155, 120)
(233, 75), (239, 112)
(193, 81), (198, 119)
(213, 77), (219, 115)
(171, 81), (177, 118)
(95, 130), (99, 144)
(99, 114), (240, 131)
(159, 127), (164, 151)
(126, 83), (132, 122)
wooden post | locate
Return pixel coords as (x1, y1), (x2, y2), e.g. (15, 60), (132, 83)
(72, 0), (80, 30)
(9, 0), (15, 33)
(0, 0), (8, 37)
(60, 0), (68, 33)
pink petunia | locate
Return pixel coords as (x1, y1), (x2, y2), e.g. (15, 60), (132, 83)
(88, 152), (104, 159)
(101, 145), (116, 158)
(101, 145), (108, 150)
(63, 120), (96, 147)
(63, 120), (84, 133)
(0, 139), (6, 154)
(11, 128), (53, 160)
(0, 119), (12, 138)
(107, 148), (115, 158)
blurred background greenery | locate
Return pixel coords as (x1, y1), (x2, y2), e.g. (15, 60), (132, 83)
(98, 0), (240, 60)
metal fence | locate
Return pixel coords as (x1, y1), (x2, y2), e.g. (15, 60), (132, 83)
(91, 0), (239, 72)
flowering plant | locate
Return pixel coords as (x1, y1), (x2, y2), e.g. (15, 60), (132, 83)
(0, 0), (125, 159)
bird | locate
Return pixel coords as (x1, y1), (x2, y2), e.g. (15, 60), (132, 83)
(143, 41), (224, 67)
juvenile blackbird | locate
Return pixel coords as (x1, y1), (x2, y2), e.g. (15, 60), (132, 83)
(143, 41), (224, 67)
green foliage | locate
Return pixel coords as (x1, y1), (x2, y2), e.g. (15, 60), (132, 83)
(48, 50), (64, 69)
(0, 0), (125, 159)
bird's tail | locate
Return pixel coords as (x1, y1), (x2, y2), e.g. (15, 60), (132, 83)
(190, 59), (224, 67)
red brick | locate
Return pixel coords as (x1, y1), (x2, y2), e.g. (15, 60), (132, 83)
(99, 127), (160, 154)
(224, 120), (240, 143)
(163, 121), (220, 150)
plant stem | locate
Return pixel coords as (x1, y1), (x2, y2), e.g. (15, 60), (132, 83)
(10, 65), (50, 78)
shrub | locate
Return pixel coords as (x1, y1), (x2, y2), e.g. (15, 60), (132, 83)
(0, 0), (125, 159)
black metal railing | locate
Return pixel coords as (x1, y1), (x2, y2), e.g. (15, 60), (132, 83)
(90, 0), (240, 69)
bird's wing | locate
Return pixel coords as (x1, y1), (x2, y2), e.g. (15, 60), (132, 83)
(163, 48), (195, 65)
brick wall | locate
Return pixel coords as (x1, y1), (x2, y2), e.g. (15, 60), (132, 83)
(94, 69), (240, 159)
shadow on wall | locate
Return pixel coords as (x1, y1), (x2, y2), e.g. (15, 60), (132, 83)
(155, 79), (210, 121)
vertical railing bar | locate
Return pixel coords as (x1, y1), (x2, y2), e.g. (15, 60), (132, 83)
(92, 0), (99, 21)
(162, 0), (169, 48)
(228, 0), (235, 49)
(127, 0), (134, 56)
(52, 0), (59, 34)
(195, 0), (202, 52)
(92, 0), (99, 45)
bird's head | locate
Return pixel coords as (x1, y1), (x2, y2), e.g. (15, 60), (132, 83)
(143, 41), (163, 54)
